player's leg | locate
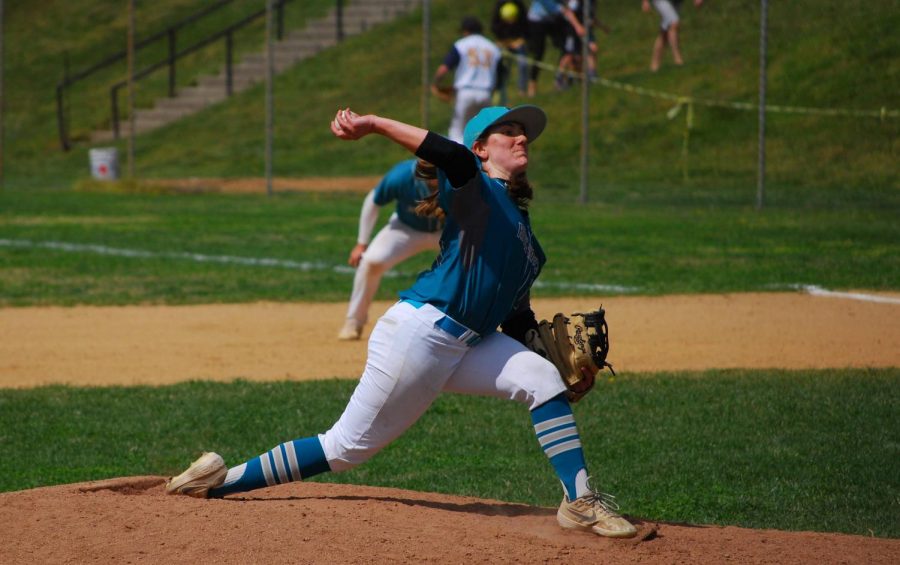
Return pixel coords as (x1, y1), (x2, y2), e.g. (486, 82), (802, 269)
(443, 332), (637, 537)
(448, 94), (469, 144)
(202, 437), (330, 497)
(650, 30), (666, 72)
(526, 20), (549, 96)
(459, 91), (493, 136)
(321, 301), (469, 471)
(556, 35), (576, 90)
(587, 31), (598, 79)
(442, 333), (584, 495)
(171, 302), (468, 498)
(514, 43), (529, 95)
(667, 21), (683, 65)
(345, 215), (440, 330)
(652, 0), (681, 69)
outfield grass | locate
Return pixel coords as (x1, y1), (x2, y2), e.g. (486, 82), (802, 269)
(1, 188), (897, 306)
(1, 369), (897, 538)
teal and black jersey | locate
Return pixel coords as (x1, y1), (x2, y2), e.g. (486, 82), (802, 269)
(373, 160), (442, 233)
(400, 146), (545, 337)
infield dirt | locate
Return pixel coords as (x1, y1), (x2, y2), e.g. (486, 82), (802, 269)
(1, 293), (899, 563)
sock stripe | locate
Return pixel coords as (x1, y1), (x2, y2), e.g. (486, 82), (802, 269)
(222, 462), (247, 487)
(545, 438), (583, 458)
(283, 441), (302, 481)
(533, 414), (575, 435)
(538, 426), (578, 449)
(271, 446), (289, 484)
(259, 453), (276, 486)
(536, 423), (576, 441)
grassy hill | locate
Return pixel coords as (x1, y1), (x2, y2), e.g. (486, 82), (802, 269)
(3, 0), (333, 173)
(3, 0), (898, 208)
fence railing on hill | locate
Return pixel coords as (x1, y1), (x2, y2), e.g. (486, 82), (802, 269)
(55, 0), (356, 151)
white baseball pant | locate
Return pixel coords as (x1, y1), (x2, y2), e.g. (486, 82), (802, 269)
(321, 300), (567, 471)
(345, 213), (441, 326)
(448, 88), (493, 144)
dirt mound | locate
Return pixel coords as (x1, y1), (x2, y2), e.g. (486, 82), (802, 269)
(2, 477), (897, 564)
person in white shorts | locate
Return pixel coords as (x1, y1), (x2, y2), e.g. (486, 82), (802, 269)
(337, 159), (443, 340)
(432, 16), (501, 144)
(642, 0), (704, 72)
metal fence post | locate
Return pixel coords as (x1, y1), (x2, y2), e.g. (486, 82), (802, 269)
(127, 0), (135, 179)
(265, 0), (274, 197)
(277, 0), (285, 40)
(111, 85), (120, 140)
(336, 0), (344, 42)
(578, 0), (591, 204)
(0, 0), (4, 184)
(56, 84), (69, 151)
(168, 28), (177, 97)
(756, 0), (768, 210)
(226, 30), (234, 96)
(421, 0), (430, 128)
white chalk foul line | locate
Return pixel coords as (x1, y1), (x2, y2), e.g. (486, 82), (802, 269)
(789, 284), (900, 305)
(0, 238), (639, 294)
(532, 280), (639, 293)
(0, 237), (357, 275)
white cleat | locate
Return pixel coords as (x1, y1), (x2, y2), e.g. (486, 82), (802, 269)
(165, 452), (227, 498)
(557, 488), (637, 538)
(337, 318), (363, 341)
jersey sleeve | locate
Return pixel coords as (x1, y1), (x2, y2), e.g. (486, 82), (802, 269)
(373, 161), (414, 206)
(356, 190), (380, 245)
(414, 132), (478, 188)
(443, 45), (461, 70)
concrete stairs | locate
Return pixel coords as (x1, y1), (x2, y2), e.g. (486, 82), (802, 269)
(92, 0), (417, 142)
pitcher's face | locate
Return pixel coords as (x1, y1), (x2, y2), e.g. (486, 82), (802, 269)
(475, 122), (529, 179)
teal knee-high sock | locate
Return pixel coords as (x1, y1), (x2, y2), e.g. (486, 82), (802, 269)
(209, 436), (330, 497)
(530, 393), (589, 501)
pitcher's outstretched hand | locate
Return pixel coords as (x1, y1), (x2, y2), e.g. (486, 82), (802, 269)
(331, 108), (374, 141)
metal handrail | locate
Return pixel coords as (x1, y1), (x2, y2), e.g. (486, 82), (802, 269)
(64, 0), (235, 89)
(57, 0), (318, 151)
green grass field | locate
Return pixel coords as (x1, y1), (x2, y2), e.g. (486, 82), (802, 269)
(2, 370), (897, 538)
(1, 189), (897, 305)
(1, 0), (898, 541)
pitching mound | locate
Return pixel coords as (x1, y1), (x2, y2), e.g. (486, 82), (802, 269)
(2, 477), (897, 564)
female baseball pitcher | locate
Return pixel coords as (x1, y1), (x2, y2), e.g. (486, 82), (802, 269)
(166, 105), (637, 539)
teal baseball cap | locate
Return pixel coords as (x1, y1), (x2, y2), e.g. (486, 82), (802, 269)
(462, 105), (547, 149)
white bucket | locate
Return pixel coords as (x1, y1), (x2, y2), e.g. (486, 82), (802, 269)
(89, 148), (119, 180)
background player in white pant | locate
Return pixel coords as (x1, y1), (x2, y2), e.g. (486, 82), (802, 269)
(432, 16), (501, 144)
(167, 104), (638, 539)
(337, 159), (443, 340)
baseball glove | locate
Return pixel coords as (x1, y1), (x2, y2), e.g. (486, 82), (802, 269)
(430, 84), (454, 103)
(525, 308), (615, 402)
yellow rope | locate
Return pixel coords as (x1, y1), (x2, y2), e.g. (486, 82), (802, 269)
(503, 50), (899, 119)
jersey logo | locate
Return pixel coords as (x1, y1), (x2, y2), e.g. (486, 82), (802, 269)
(465, 47), (495, 70)
(514, 222), (541, 301)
